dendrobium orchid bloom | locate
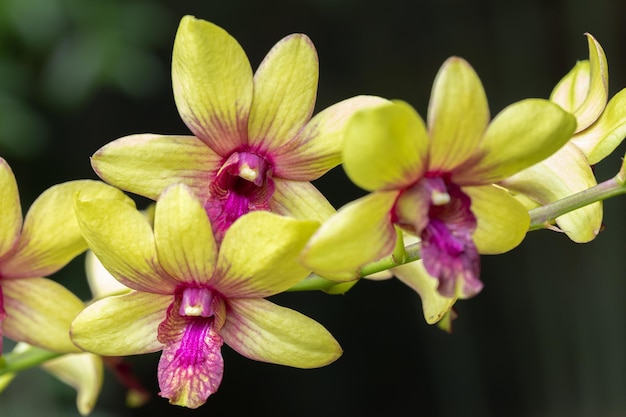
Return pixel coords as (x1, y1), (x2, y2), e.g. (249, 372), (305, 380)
(301, 57), (576, 298)
(502, 33), (626, 242)
(91, 15), (385, 241)
(0, 157), (127, 354)
(71, 184), (342, 409)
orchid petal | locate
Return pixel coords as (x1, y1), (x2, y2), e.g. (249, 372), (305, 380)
(248, 34), (318, 151)
(154, 184), (217, 284)
(455, 99), (577, 184)
(270, 179), (335, 223)
(427, 57), (490, 171)
(572, 88), (626, 164)
(343, 100), (428, 192)
(222, 298), (342, 368)
(501, 143), (602, 243)
(0, 158), (21, 260)
(71, 291), (169, 356)
(74, 196), (178, 293)
(41, 352), (103, 416)
(550, 33), (608, 132)
(172, 16), (252, 155)
(214, 212), (318, 298)
(272, 95), (389, 180)
(300, 191), (398, 281)
(92, 134), (220, 202)
(2, 278), (84, 353)
(464, 185), (530, 253)
(392, 260), (456, 324)
(1, 181), (131, 279)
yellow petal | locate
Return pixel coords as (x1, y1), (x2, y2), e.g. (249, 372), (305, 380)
(92, 134), (220, 202)
(455, 99), (577, 185)
(0, 158), (21, 259)
(71, 291), (169, 356)
(154, 184), (217, 283)
(464, 185), (530, 253)
(572, 88), (626, 164)
(550, 33), (608, 132)
(1, 181), (131, 279)
(74, 195), (178, 293)
(501, 143), (602, 243)
(272, 95), (389, 180)
(172, 16), (253, 156)
(222, 298), (342, 368)
(2, 278), (84, 353)
(300, 191), (398, 281)
(270, 179), (336, 223)
(248, 34), (318, 150)
(41, 352), (103, 416)
(213, 211), (319, 298)
(343, 100), (428, 191)
(427, 57), (490, 171)
(392, 260), (456, 324)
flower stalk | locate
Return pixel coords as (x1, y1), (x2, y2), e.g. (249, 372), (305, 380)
(292, 156), (626, 294)
(529, 163), (626, 231)
(0, 346), (61, 376)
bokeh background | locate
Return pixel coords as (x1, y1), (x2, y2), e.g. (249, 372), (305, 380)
(1, 0), (626, 416)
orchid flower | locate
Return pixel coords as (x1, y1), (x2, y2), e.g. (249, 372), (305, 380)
(91, 15), (386, 241)
(71, 183), (342, 409)
(501, 33), (626, 242)
(301, 57), (576, 299)
(0, 157), (129, 354)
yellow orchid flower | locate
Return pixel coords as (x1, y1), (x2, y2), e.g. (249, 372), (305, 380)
(301, 57), (576, 299)
(0, 157), (129, 354)
(503, 33), (626, 242)
(91, 15), (385, 242)
(71, 184), (342, 409)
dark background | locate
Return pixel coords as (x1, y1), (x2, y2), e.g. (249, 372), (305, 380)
(1, 0), (625, 416)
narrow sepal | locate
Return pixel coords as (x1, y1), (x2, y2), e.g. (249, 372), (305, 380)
(154, 184), (218, 284)
(427, 57), (490, 171)
(248, 34), (318, 151)
(172, 16), (253, 155)
(91, 134), (220, 202)
(71, 291), (170, 356)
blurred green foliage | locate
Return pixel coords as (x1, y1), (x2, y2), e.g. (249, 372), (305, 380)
(0, 0), (169, 158)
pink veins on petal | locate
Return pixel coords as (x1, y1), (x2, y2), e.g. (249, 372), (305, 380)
(206, 151), (274, 241)
(395, 175), (482, 298)
(157, 288), (226, 408)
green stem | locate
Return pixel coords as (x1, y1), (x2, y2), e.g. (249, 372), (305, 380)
(0, 346), (61, 376)
(291, 158), (626, 294)
(528, 171), (626, 231)
(287, 241), (422, 293)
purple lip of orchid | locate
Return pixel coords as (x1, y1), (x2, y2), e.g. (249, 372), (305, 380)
(206, 151), (275, 241)
(394, 174), (482, 298)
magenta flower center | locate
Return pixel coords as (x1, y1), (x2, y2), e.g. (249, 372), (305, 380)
(394, 175), (483, 298)
(157, 286), (225, 407)
(179, 287), (216, 317)
(207, 151), (275, 241)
